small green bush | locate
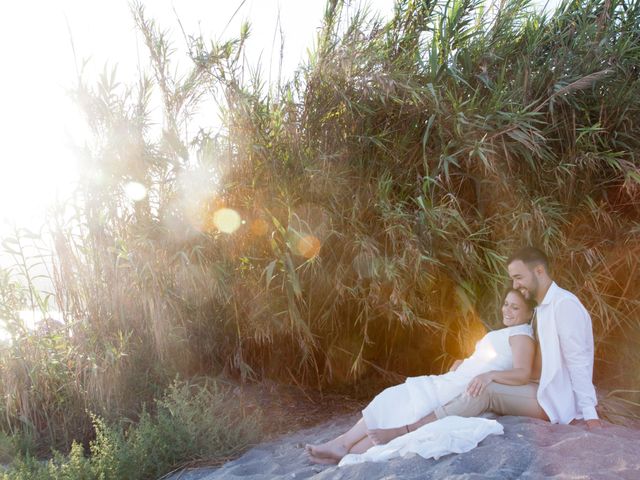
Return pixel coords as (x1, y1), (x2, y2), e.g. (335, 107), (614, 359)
(0, 431), (35, 465)
(0, 380), (261, 480)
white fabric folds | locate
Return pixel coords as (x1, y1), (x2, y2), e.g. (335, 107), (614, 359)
(338, 416), (503, 467)
(361, 323), (532, 430)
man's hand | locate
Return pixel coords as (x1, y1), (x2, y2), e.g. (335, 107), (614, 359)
(586, 419), (603, 429)
(466, 372), (494, 397)
(572, 418), (604, 429)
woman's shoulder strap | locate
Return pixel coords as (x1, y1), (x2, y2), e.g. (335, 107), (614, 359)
(507, 323), (534, 340)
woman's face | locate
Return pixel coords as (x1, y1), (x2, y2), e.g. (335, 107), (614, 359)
(502, 291), (532, 327)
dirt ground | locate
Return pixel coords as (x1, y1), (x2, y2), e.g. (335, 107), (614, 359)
(231, 380), (367, 438)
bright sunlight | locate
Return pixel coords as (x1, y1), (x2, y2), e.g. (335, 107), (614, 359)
(0, 0), (396, 239)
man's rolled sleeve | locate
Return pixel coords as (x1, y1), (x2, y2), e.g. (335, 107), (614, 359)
(555, 299), (599, 420)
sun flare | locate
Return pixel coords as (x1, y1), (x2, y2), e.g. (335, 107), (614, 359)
(213, 208), (242, 234)
(296, 235), (321, 259)
(124, 182), (148, 202)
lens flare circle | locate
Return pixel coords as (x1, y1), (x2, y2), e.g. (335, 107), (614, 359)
(213, 208), (241, 234)
(124, 181), (147, 201)
(250, 218), (269, 236)
(296, 235), (321, 259)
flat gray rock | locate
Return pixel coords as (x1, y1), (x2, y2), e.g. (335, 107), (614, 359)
(165, 414), (640, 480)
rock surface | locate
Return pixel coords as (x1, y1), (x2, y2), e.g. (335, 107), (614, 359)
(166, 414), (640, 479)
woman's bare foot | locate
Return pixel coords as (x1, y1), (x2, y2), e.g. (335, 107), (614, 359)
(367, 426), (407, 445)
(305, 440), (348, 460)
(308, 453), (339, 465)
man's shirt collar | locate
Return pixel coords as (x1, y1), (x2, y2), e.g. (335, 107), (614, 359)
(538, 281), (559, 306)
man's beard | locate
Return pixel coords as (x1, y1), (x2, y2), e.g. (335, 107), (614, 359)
(521, 276), (539, 301)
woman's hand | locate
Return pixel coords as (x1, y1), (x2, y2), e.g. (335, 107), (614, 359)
(466, 372), (495, 397)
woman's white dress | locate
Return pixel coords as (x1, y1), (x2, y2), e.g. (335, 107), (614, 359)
(362, 323), (534, 429)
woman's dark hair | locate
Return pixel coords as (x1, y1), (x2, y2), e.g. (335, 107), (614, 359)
(502, 288), (537, 313)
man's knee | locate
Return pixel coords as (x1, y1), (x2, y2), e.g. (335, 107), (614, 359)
(484, 382), (546, 419)
(486, 382), (538, 398)
(485, 381), (510, 399)
(485, 382), (500, 394)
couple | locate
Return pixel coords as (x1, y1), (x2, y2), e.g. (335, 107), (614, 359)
(306, 246), (601, 464)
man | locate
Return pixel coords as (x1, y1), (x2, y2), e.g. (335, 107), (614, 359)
(368, 246), (600, 446)
(502, 246), (600, 428)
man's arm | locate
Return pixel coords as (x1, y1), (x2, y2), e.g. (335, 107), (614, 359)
(555, 299), (600, 425)
(531, 343), (542, 381)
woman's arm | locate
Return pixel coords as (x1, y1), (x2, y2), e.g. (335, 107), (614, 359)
(466, 335), (535, 397)
(449, 359), (463, 372)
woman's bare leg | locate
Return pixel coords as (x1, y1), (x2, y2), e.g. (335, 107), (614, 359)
(349, 435), (374, 454)
(305, 418), (368, 461)
(307, 454), (339, 465)
(367, 412), (437, 445)
(367, 425), (407, 445)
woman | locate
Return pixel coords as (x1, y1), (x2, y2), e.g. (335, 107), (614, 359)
(306, 288), (536, 464)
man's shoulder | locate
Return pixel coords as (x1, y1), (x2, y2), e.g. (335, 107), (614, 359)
(549, 284), (590, 318)
(549, 284), (583, 304)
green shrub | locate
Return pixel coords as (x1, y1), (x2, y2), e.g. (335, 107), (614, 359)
(0, 380), (261, 480)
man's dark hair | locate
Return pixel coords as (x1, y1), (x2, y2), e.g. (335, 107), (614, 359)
(507, 246), (549, 272)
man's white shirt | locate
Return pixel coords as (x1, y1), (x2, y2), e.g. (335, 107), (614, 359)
(536, 282), (599, 424)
